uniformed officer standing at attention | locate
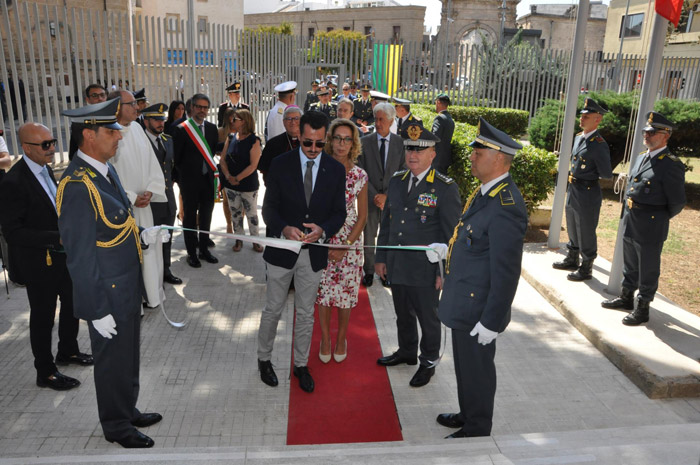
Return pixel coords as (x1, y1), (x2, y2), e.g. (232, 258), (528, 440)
(217, 81), (250, 128)
(601, 112), (686, 326)
(432, 93), (455, 173)
(309, 87), (337, 121)
(133, 88), (148, 128)
(432, 117), (528, 438)
(352, 83), (373, 127)
(303, 79), (320, 113)
(266, 81), (297, 142)
(57, 99), (164, 448)
(142, 103), (181, 285)
(552, 98), (612, 281)
(375, 122), (461, 388)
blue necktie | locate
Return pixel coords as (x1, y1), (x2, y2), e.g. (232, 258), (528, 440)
(40, 167), (57, 200)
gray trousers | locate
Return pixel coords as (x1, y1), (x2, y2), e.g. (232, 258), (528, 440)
(257, 249), (322, 367)
(362, 203), (382, 275)
(565, 185), (602, 261)
(391, 284), (441, 366)
(622, 236), (664, 302)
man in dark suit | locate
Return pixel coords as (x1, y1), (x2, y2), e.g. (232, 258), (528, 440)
(58, 99), (162, 448)
(602, 112), (686, 325)
(553, 98), (612, 281)
(143, 103), (181, 285)
(0, 122), (93, 391)
(432, 93), (455, 173)
(434, 118), (528, 438)
(172, 93), (219, 268)
(217, 81), (249, 127)
(375, 122), (461, 388)
(257, 111), (346, 393)
(258, 105), (301, 184)
(357, 102), (405, 287)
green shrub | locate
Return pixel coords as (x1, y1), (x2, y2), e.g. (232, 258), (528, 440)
(528, 90), (700, 168)
(413, 104), (527, 136)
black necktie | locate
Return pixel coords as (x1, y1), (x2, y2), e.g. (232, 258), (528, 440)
(106, 172), (118, 190)
(379, 138), (387, 173)
(408, 176), (418, 195)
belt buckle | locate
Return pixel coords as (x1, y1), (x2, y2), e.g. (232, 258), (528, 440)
(626, 198), (633, 209)
(568, 174), (573, 184)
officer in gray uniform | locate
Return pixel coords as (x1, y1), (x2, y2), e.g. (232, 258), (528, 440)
(433, 117), (528, 438)
(375, 122), (461, 388)
(303, 79), (320, 113)
(602, 112), (686, 326)
(57, 99), (163, 448)
(553, 98), (612, 281)
(308, 88), (337, 121)
(142, 103), (181, 285)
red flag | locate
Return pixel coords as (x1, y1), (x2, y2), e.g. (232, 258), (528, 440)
(655, 0), (684, 27)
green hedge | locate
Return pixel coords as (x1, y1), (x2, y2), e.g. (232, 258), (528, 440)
(412, 104), (528, 136)
(528, 90), (700, 168)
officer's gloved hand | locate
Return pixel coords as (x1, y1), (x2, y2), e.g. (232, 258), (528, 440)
(425, 243), (448, 263)
(469, 321), (498, 345)
(140, 226), (170, 245)
(92, 314), (117, 339)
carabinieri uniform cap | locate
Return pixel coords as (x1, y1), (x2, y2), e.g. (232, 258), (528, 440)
(274, 81), (297, 95)
(469, 117), (522, 156)
(580, 98), (608, 114)
(142, 103), (168, 120)
(132, 88), (147, 101)
(643, 111), (675, 132)
(226, 81), (242, 93)
(62, 98), (123, 130)
(401, 121), (439, 148)
(312, 79), (321, 85)
(360, 82), (372, 92)
(392, 97), (411, 105)
(370, 90), (390, 101)
(316, 88), (330, 96)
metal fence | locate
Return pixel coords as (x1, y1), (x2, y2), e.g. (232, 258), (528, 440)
(2, 2), (700, 162)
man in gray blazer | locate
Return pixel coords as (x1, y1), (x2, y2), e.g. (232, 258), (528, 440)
(432, 93), (455, 174)
(357, 102), (405, 287)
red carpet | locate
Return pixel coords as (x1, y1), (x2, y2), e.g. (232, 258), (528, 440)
(286, 286), (403, 445)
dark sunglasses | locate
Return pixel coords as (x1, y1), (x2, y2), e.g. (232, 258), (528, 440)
(25, 139), (57, 150)
(302, 139), (325, 148)
(643, 128), (667, 136)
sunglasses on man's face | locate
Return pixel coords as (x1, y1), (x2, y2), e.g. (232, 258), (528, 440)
(25, 139), (58, 150)
(643, 128), (667, 136)
(302, 139), (325, 148)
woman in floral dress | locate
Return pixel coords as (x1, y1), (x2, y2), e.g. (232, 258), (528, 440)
(316, 118), (368, 363)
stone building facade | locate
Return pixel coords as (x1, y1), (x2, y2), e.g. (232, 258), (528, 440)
(437, 0), (518, 47)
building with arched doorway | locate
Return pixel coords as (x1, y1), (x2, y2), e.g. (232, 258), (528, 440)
(436, 0), (518, 49)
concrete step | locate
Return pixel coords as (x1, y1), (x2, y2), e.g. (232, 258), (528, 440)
(0, 423), (698, 465)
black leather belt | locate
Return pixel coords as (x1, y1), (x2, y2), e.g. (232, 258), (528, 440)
(568, 174), (599, 187)
(626, 198), (667, 211)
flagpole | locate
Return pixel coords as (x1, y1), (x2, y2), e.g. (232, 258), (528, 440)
(547, 0), (590, 248)
(606, 11), (669, 295)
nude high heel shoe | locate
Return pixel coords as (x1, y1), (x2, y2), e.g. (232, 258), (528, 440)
(333, 340), (347, 363)
(319, 341), (331, 364)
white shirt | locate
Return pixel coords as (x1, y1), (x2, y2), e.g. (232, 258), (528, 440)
(480, 172), (510, 196)
(266, 100), (288, 142)
(407, 166), (431, 193)
(76, 149), (110, 179)
(0, 136), (8, 153)
(299, 147), (320, 190)
(376, 132), (390, 170)
(648, 146), (667, 160)
(23, 155), (56, 208)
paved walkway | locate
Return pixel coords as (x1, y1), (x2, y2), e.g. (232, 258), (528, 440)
(0, 190), (699, 464)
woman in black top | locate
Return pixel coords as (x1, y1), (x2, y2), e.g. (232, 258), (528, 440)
(219, 109), (263, 252)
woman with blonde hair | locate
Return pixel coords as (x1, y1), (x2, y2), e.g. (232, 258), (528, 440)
(316, 118), (368, 363)
(219, 109), (263, 252)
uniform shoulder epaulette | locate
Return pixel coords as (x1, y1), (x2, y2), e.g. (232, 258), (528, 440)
(277, 106), (284, 114)
(434, 171), (454, 184)
(667, 153), (680, 162)
(310, 102), (319, 108)
(594, 135), (604, 143)
(393, 169), (408, 178)
(160, 133), (171, 140)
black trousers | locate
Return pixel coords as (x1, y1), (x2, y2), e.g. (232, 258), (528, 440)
(88, 311), (141, 441)
(452, 327), (497, 437)
(151, 202), (176, 272)
(390, 284), (441, 366)
(181, 177), (215, 257)
(25, 264), (79, 378)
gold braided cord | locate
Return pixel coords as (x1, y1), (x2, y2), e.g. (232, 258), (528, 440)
(56, 174), (143, 263)
(446, 186), (481, 274)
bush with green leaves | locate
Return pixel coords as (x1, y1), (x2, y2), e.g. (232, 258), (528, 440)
(528, 91), (700, 168)
(412, 104), (528, 136)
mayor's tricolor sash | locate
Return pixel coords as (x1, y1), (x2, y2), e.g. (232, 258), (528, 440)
(180, 118), (220, 197)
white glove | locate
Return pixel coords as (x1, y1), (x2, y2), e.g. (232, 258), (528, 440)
(92, 314), (117, 339)
(469, 321), (498, 345)
(426, 243), (448, 263)
(141, 226), (170, 245)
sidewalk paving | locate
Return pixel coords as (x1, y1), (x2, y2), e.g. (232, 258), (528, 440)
(0, 192), (699, 463)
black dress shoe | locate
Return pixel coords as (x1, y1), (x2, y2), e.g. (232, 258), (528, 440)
(409, 365), (435, 387)
(445, 430), (487, 439)
(187, 255), (201, 268)
(198, 250), (219, 264)
(381, 277), (391, 288)
(163, 271), (183, 285)
(131, 412), (163, 428)
(258, 360), (278, 387)
(107, 430), (154, 448)
(362, 273), (374, 287)
(36, 371), (81, 391)
(293, 366), (315, 393)
(206, 238), (216, 248)
(436, 413), (464, 428)
(377, 351), (417, 367)
(55, 352), (94, 366)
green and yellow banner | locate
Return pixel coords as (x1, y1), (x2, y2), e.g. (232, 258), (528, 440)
(372, 44), (403, 96)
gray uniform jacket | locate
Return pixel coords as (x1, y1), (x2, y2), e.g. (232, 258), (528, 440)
(438, 176), (528, 333)
(376, 168), (461, 286)
(622, 148), (686, 244)
(431, 110), (455, 172)
(570, 130), (612, 182)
